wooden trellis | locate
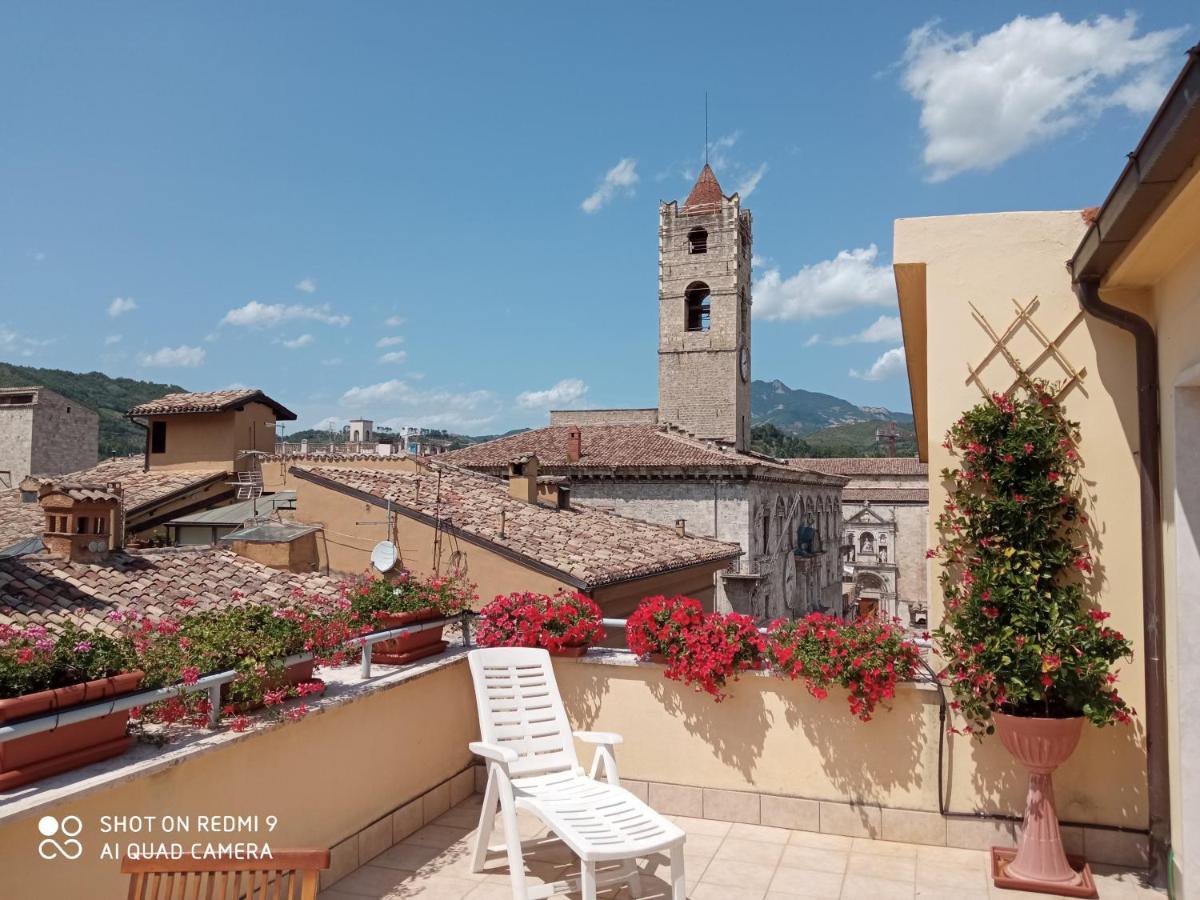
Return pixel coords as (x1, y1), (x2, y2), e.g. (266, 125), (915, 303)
(965, 296), (1088, 400)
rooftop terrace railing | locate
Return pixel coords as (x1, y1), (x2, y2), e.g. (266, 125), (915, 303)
(0, 612), (474, 744)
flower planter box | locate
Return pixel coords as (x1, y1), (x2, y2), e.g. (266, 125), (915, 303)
(222, 659), (325, 712)
(546, 643), (590, 658)
(371, 609), (448, 665)
(0, 670), (144, 791)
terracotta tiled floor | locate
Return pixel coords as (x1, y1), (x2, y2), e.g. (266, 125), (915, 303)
(319, 795), (1163, 900)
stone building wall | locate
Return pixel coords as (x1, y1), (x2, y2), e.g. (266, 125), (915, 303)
(892, 502), (930, 617)
(548, 409), (659, 427)
(29, 389), (98, 477)
(0, 405), (34, 486)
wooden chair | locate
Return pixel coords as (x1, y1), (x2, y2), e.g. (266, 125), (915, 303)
(468, 647), (686, 900)
(122, 849), (329, 900)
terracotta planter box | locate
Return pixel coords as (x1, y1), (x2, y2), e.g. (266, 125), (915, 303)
(222, 659), (324, 712)
(371, 609), (448, 665)
(547, 643), (591, 658)
(0, 670), (144, 791)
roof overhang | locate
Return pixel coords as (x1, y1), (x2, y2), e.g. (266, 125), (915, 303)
(893, 262), (929, 463)
(1070, 43), (1200, 286)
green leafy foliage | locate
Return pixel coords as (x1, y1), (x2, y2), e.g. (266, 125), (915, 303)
(931, 383), (1134, 734)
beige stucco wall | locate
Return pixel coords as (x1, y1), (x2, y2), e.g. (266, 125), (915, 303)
(0, 662), (476, 900)
(1100, 157), (1200, 893)
(148, 402), (277, 472)
(893, 210), (1148, 825)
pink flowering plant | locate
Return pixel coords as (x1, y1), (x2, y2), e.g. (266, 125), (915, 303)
(669, 610), (765, 701)
(0, 622), (134, 698)
(931, 382), (1134, 735)
(350, 572), (473, 625)
(767, 613), (922, 722)
(475, 591), (604, 652)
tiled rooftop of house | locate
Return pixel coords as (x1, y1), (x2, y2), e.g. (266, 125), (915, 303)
(292, 463), (743, 589)
(786, 458), (928, 477)
(126, 388), (296, 419)
(0, 456), (230, 549)
(317, 794), (1162, 900)
(843, 487), (930, 504)
(441, 425), (844, 484)
(0, 545), (344, 629)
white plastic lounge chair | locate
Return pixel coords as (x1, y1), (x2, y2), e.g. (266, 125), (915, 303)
(468, 647), (686, 900)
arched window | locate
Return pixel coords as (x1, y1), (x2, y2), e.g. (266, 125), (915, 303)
(688, 227), (708, 254)
(685, 282), (711, 332)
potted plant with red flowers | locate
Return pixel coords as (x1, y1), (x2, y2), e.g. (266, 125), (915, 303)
(0, 622), (142, 789)
(476, 591), (605, 657)
(625, 595), (706, 664)
(354, 574), (473, 665)
(767, 613), (921, 721)
(931, 382), (1133, 896)
(667, 612), (765, 702)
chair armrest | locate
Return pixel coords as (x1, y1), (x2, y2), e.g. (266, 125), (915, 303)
(469, 741), (519, 765)
(574, 730), (624, 746)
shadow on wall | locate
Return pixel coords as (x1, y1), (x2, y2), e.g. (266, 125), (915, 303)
(782, 685), (932, 806)
(554, 659), (612, 729)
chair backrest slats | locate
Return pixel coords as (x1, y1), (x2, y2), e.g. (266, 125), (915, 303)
(123, 850), (328, 900)
(468, 647), (578, 777)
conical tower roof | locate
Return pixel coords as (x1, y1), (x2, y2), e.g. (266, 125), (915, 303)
(684, 164), (725, 210)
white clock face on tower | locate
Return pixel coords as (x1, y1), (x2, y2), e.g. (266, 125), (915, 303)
(740, 346), (750, 382)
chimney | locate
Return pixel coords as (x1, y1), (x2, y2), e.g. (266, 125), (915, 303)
(675, 518), (687, 537)
(566, 426), (582, 464)
(38, 482), (123, 563)
(507, 453), (539, 504)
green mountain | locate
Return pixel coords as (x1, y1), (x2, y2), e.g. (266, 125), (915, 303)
(751, 379), (913, 435)
(0, 361), (184, 457)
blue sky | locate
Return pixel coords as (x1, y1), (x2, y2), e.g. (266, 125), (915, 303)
(1, 3), (1192, 435)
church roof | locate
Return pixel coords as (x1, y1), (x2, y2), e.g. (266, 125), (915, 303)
(441, 424), (846, 485)
(684, 164), (725, 210)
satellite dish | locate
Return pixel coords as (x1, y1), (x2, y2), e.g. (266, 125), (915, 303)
(371, 541), (399, 572)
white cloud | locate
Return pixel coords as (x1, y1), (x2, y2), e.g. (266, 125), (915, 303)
(516, 378), (589, 409)
(850, 347), (907, 382)
(902, 13), (1185, 181)
(140, 345), (206, 368)
(311, 416), (345, 431)
(581, 158), (639, 213)
(282, 334), (314, 349)
(735, 163), (768, 199)
(29, 250), (46, 263)
(320, 357), (343, 367)
(376, 335), (405, 348)
(753, 244), (896, 321)
(340, 379), (497, 430)
(384, 315), (406, 327)
(220, 301), (350, 328)
(803, 334), (821, 348)
(295, 277), (317, 294)
(104, 334), (123, 345)
(378, 350), (408, 364)
(107, 297), (137, 317)
(0, 327), (53, 357)
(828, 315), (904, 345)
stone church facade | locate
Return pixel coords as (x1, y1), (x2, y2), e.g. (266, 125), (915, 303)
(447, 166), (846, 621)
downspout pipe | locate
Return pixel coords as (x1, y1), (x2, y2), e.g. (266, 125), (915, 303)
(1073, 277), (1169, 884)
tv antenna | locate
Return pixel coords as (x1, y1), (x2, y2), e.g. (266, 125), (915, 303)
(704, 91), (709, 164)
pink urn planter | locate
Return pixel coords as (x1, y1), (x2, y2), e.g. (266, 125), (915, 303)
(990, 712), (1098, 898)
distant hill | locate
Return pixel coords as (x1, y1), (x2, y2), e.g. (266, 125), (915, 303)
(802, 421), (917, 456)
(751, 379), (913, 435)
(0, 361), (184, 457)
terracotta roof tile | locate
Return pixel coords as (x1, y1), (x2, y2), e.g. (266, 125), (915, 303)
(293, 463), (741, 589)
(0, 547), (344, 630)
(126, 389), (296, 420)
(442, 425), (844, 484)
(843, 487), (929, 504)
(684, 164), (725, 210)
(786, 457), (927, 477)
(0, 457), (229, 549)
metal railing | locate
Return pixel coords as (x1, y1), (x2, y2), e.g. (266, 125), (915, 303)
(0, 613), (474, 744)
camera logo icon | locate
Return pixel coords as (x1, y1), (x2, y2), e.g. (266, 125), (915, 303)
(37, 815), (83, 860)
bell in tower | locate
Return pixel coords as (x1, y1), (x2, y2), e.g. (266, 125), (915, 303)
(656, 164), (753, 449)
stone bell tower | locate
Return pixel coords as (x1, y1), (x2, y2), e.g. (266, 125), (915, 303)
(657, 164), (753, 449)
